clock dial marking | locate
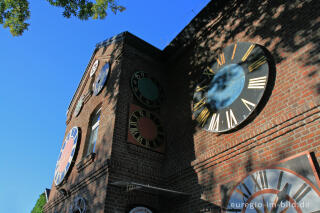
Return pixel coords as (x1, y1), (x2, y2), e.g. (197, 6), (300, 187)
(208, 113), (219, 131)
(217, 52), (226, 66)
(242, 44), (256, 62)
(203, 66), (215, 76)
(231, 43), (237, 60)
(197, 108), (210, 127)
(226, 109), (237, 129)
(248, 56), (267, 72)
(241, 98), (256, 112)
(277, 171), (284, 190)
(248, 76), (267, 89)
(293, 183), (312, 202)
(193, 97), (207, 112)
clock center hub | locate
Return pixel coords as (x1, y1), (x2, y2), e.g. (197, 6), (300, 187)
(206, 63), (245, 110)
(138, 117), (157, 140)
(138, 78), (159, 101)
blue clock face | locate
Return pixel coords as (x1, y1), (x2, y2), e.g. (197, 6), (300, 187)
(54, 127), (79, 186)
(193, 42), (272, 133)
(206, 64), (246, 110)
(94, 62), (110, 96)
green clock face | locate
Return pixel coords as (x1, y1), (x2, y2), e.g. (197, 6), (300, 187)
(193, 42), (272, 133)
(131, 71), (164, 108)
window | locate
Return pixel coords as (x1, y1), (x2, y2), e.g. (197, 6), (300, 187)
(85, 108), (101, 156)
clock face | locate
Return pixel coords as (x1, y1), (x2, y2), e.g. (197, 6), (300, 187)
(54, 127), (79, 186)
(129, 206), (153, 213)
(93, 62), (110, 96)
(128, 104), (165, 152)
(131, 71), (164, 108)
(193, 42), (271, 132)
(221, 153), (320, 213)
(73, 95), (84, 117)
(90, 60), (99, 77)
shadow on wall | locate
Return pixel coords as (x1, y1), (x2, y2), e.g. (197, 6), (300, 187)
(172, 0), (320, 95)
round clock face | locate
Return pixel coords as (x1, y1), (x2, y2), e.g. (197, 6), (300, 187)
(90, 60), (99, 77)
(129, 109), (165, 149)
(73, 95), (84, 117)
(54, 127), (79, 186)
(193, 42), (271, 132)
(129, 206), (153, 213)
(226, 168), (320, 213)
(131, 71), (164, 108)
(93, 62), (110, 96)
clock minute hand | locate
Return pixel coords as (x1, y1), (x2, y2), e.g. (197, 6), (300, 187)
(271, 183), (289, 213)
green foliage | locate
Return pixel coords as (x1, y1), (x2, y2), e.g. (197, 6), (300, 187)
(0, 0), (125, 36)
(31, 193), (46, 213)
(0, 0), (30, 36)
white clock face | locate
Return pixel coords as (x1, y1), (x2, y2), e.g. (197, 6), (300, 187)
(90, 60), (99, 77)
(129, 206), (153, 213)
(226, 169), (320, 213)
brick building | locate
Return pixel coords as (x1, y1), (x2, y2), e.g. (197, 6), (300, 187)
(43, 0), (320, 212)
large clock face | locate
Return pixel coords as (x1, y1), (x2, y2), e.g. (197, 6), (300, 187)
(131, 71), (164, 108)
(128, 104), (165, 152)
(193, 42), (272, 132)
(54, 127), (79, 186)
(222, 153), (320, 213)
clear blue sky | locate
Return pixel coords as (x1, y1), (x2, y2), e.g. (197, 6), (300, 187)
(0, 0), (210, 212)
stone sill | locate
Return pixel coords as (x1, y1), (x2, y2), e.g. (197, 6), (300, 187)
(76, 153), (96, 172)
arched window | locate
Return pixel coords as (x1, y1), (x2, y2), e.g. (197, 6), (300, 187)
(84, 107), (101, 156)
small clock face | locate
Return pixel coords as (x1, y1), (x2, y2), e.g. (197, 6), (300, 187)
(131, 71), (164, 108)
(129, 206), (153, 213)
(54, 127), (79, 186)
(90, 60), (99, 77)
(93, 62), (110, 96)
(193, 42), (271, 132)
(73, 95), (84, 117)
(128, 104), (165, 152)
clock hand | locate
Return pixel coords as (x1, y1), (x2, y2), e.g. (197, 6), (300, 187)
(271, 183), (289, 213)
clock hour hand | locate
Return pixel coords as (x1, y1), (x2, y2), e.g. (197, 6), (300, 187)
(271, 183), (289, 213)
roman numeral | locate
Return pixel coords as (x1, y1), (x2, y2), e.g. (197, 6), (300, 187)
(248, 76), (267, 89)
(293, 183), (312, 202)
(196, 108), (210, 127)
(208, 113), (219, 131)
(241, 98), (256, 112)
(248, 56), (267, 72)
(226, 109), (237, 129)
(195, 85), (208, 92)
(231, 43), (237, 60)
(277, 171), (284, 190)
(203, 66), (215, 76)
(217, 52), (225, 66)
(242, 44), (255, 62)
(251, 171), (268, 191)
(193, 97), (206, 112)
(236, 182), (251, 199)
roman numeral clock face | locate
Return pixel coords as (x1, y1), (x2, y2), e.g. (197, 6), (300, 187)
(193, 42), (272, 132)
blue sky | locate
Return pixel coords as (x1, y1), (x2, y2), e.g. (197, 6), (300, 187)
(0, 0), (210, 212)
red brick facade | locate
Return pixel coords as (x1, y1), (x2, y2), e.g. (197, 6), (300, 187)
(44, 0), (320, 212)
